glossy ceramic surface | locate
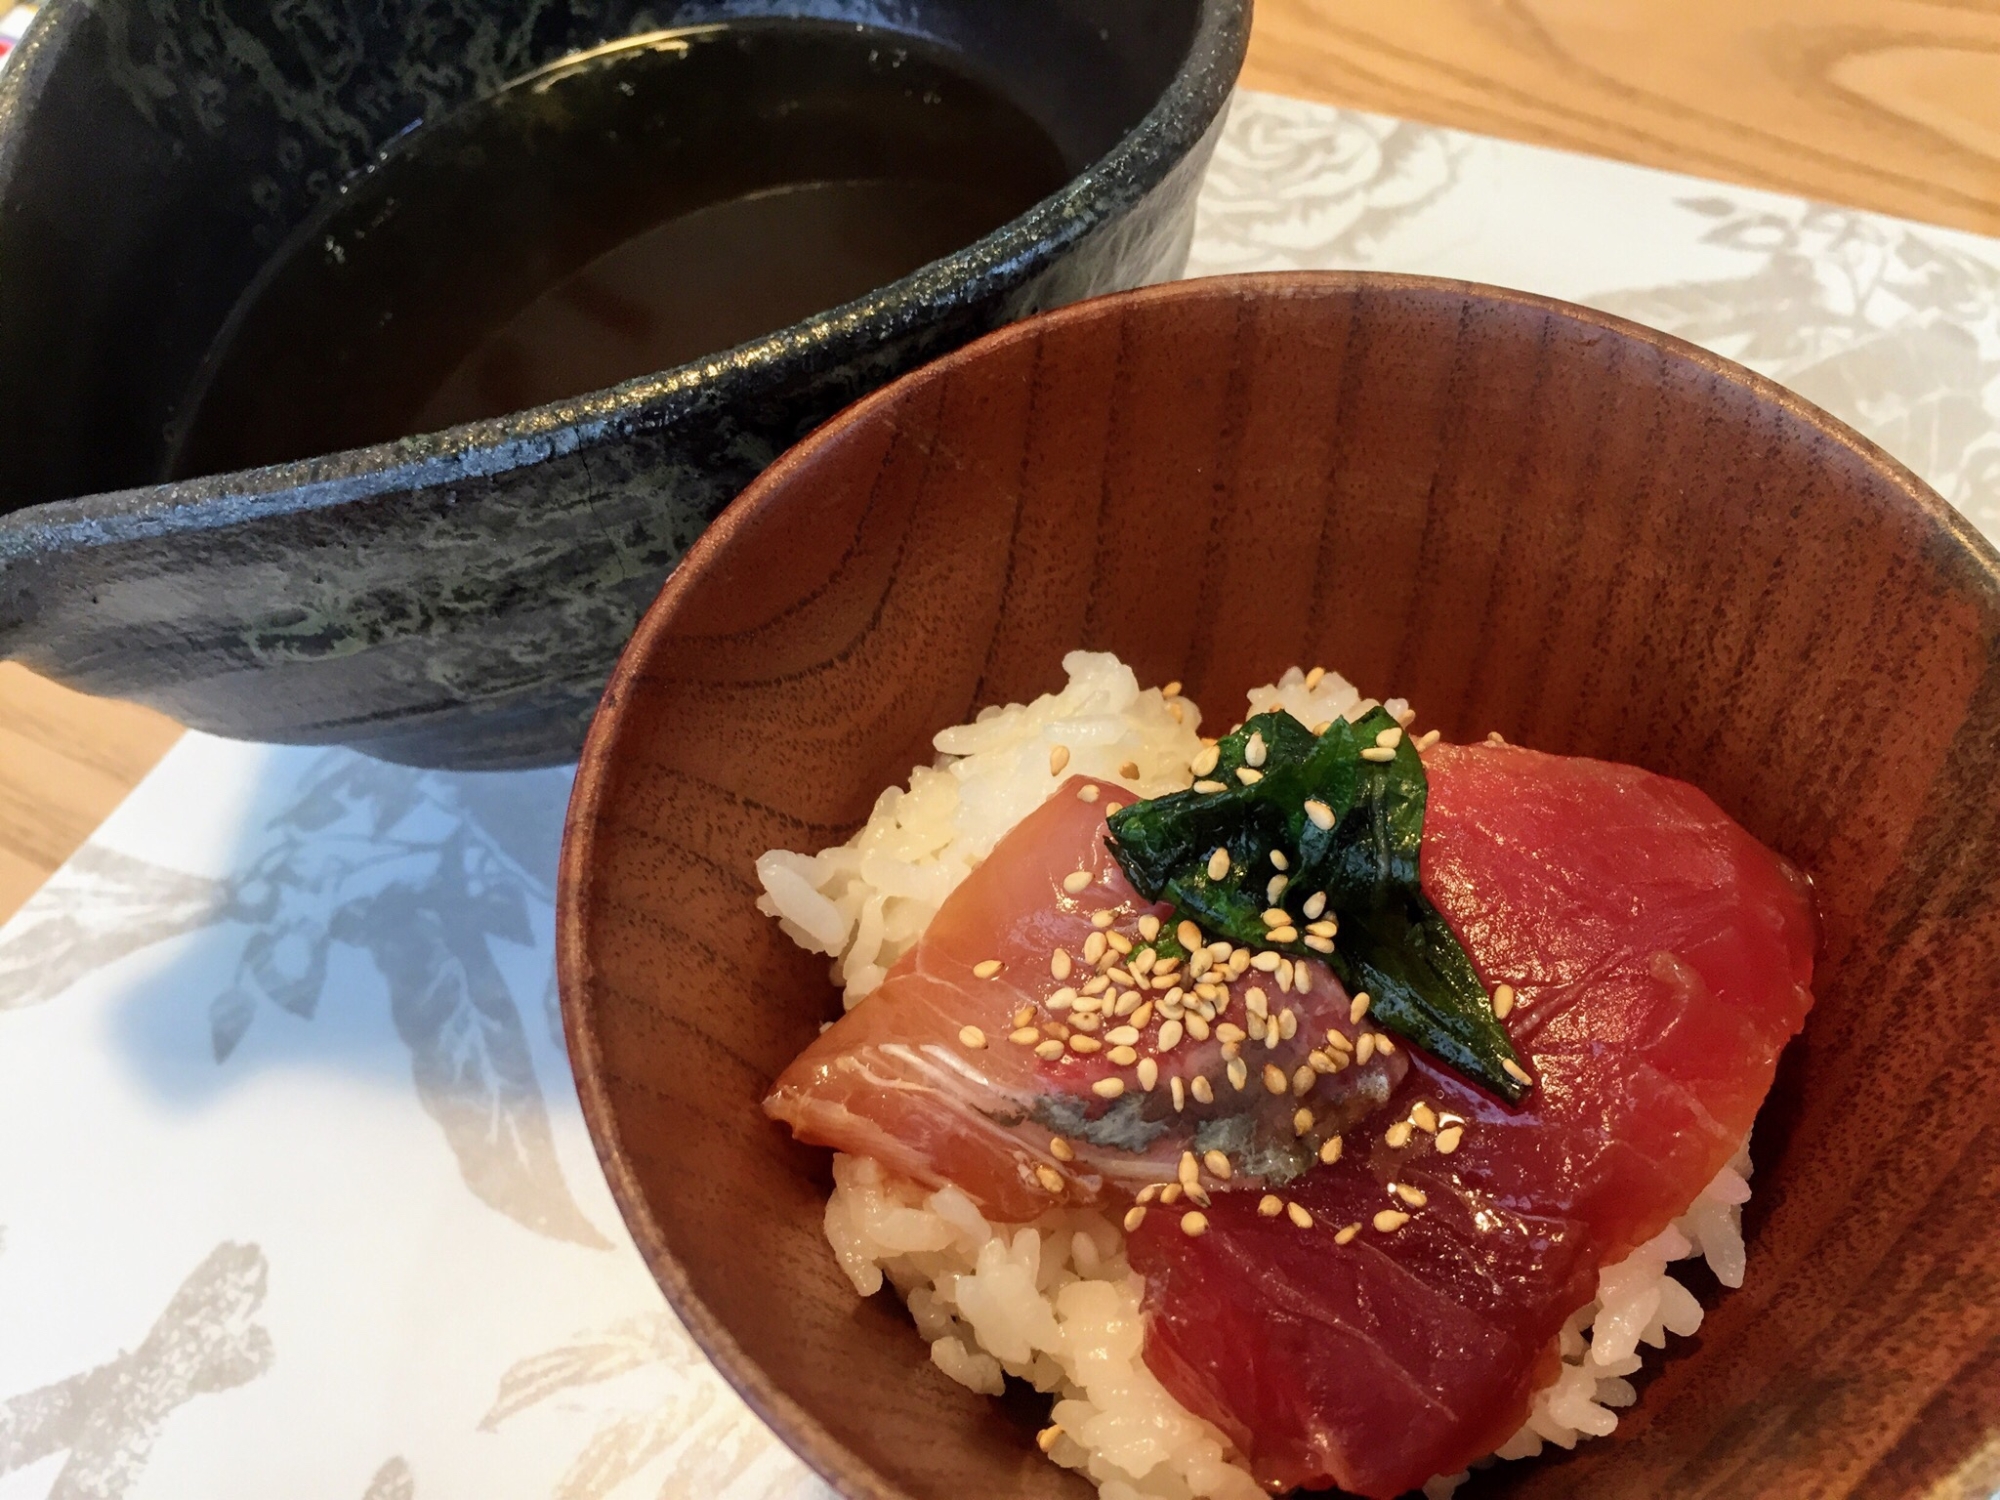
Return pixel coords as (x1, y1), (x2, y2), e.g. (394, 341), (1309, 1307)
(559, 274), (2000, 1499)
(0, 0), (1248, 767)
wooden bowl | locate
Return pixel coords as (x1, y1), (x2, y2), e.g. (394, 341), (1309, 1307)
(558, 273), (2000, 1500)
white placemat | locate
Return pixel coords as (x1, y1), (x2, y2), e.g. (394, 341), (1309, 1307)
(3, 89), (1997, 1500)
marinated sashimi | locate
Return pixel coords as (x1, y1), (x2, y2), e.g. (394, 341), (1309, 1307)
(1129, 743), (1817, 1498)
(765, 774), (1408, 1223)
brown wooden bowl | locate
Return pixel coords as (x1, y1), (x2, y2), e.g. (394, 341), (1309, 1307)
(557, 273), (2000, 1500)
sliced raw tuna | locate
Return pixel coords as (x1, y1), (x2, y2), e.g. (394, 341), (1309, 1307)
(1129, 743), (1817, 1498)
(765, 776), (1407, 1223)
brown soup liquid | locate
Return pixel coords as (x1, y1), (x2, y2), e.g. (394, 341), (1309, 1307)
(170, 21), (1070, 479)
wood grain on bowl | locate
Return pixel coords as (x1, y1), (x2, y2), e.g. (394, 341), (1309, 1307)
(559, 273), (2000, 1500)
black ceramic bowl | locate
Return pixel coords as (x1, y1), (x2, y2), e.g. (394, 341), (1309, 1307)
(0, 0), (1249, 768)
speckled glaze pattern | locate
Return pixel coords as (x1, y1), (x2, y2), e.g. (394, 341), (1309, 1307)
(0, 0), (1248, 768)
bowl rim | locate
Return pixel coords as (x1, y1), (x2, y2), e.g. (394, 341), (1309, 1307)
(0, 0), (1250, 540)
(556, 269), (2000, 1500)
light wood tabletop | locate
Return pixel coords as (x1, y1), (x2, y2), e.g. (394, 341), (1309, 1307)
(5, 0), (1998, 924)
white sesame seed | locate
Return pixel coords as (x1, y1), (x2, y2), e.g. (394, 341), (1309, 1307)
(1071, 1012), (1101, 1032)
(1009, 1027), (1040, 1045)
(1123, 1205), (1148, 1232)
(1063, 870), (1093, 894)
(1051, 949), (1073, 980)
(1106, 932), (1133, 955)
(1092, 1077), (1125, 1099)
(959, 1026), (987, 1049)
(1252, 951), (1282, 972)
(1269, 925), (1299, 944)
(1197, 1150), (1229, 1181)
(1311, 720), (1334, 735)
(1374, 1209), (1411, 1233)
(1287, 1202), (1314, 1229)
(1385, 1120), (1413, 1149)
(1035, 1164), (1064, 1193)
(1335, 1222), (1362, 1245)
(1303, 891), (1328, 919)
(1394, 705), (1416, 728)
(1130, 948), (1157, 977)
(1194, 780), (1227, 794)
(1050, 745), (1071, 775)
(1244, 987), (1268, 1018)
(1270, 849), (1290, 872)
(1375, 726), (1403, 749)
(1048, 1136), (1075, 1162)
(1503, 1058), (1533, 1085)
(1236, 767), (1264, 786)
(1319, 1136), (1344, 1165)
(1227, 1057), (1248, 1091)
(1178, 1150), (1201, 1186)
(1360, 746), (1396, 763)
(1091, 908), (1117, 929)
(1077, 784), (1101, 803)
(1306, 920), (1338, 938)
(1293, 1106), (1314, 1135)
(1304, 799), (1335, 831)
(1119, 760), (1141, 780)
(1157, 1019), (1185, 1052)
(1136, 1057), (1158, 1090)
(1137, 1184), (1159, 1204)
(1258, 1194), (1283, 1217)
(1186, 1013), (1211, 1041)
(1395, 1183), (1428, 1208)
(1169, 1075), (1186, 1111)
(1191, 744), (1221, 777)
(1279, 1008), (1298, 1040)
(1181, 1211), (1208, 1237)
(1105, 802), (1123, 816)
(1190, 1075), (1214, 1104)
(1324, 1027), (1352, 1052)
(1493, 983), (1516, 1020)
(1161, 1184), (1182, 1204)
(1267, 876), (1289, 904)
(1303, 935), (1334, 953)
(1081, 934), (1106, 968)
(1069, 1035), (1101, 1054)
(1108, 1045), (1138, 1066)
(1245, 731), (1268, 768)
(1417, 729), (1442, 751)
(1292, 1065), (1315, 1097)
(1163, 680), (1182, 699)
(1375, 1033), (1395, 1054)
(1106, 1024), (1140, 1046)
(973, 959), (1003, 979)
(1035, 1039), (1065, 1060)
(1262, 1063), (1288, 1095)
(1436, 1126), (1464, 1154)
(1131, 1000), (1154, 1027)
(1412, 1103), (1439, 1133)
(1174, 920), (1202, 953)
(1350, 993), (1371, 1024)
(1038, 1424), (1064, 1453)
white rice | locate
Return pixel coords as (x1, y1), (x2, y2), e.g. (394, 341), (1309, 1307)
(760, 653), (1752, 1498)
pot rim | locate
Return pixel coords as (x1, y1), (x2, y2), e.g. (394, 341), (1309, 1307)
(0, 0), (1251, 548)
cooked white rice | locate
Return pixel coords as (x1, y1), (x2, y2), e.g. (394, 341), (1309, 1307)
(761, 653), (1753, 1499)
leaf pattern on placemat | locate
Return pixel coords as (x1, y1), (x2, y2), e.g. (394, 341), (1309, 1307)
(363, 1456), (417, 1500)
(1595, 200), (2000, 542)
(0, 1242), (273, 1498)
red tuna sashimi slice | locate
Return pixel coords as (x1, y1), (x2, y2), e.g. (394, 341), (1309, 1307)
(765, 776), (1407, 1223)
(1129, 743), (1817, 1499)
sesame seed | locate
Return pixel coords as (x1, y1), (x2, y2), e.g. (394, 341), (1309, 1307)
(1130, 948), (1157, 977)
(1292, 1066), (1315, 1097)
(1051, 949), (1073, 980)
(1493, 983), (1516, 1020)
(1395, 1183), (1428, 1208)
(1394, 705), (1416, 728)
(1375, 726), (1403, 749)
(1268, 925), (1299, 944)
(1487, 731), (1507, 746)
(1105, 802), (1123, 816)
(1303, 935), (1334, 953)
(1411, 1103), (1438, 1133)
(1279, 1008), (1299, 1040)
(1335, 1222), (1362, 1245)
(1312, 720), (1334, 736)
(1287, 1202), (1314, 1229)
(1137, 1184), (1160, 1204)
(1308, 1050), (1335, 1075)
(1436, 1126), (1464, 1154)
(1063, 870), (1093, 895)
(1503, 1058), (1532, 1085)
(1107, 931), (1134, 956)
(1181, 1211), (1209, 1237)
(1176, 920), (1204, 953)
(1293, 1106), (1314, 1135)
(1267, 879), (1290, 908)
(1191, 744), (1221, 777)
(1236, 767), (1264, 786)
(1194, 779), (1227, 794)
(1350, 993), (1372, 1024)
(1259, 1194), (1284, 1217)
(1244, 987), (1268, 1017)
(1170, 1075), (1186, 1111)
(1385, 1121), (1413, 1149)
(1091, 908), (1118, 929)
(1106, 1025), (1141, 1046)
(1035, 1039), (1065, 1060)
(1305, 666), (1326, 689)
(1163, 680), (1183, 699)
(1320, 1136), (1344, 1165)
(1355, 1033), (1376, 1064)
(1294, 963), (1313, 995)
(1263, 1063), (1288, 1095)
(1324, 1028), (1353, 1053)
(973, 959), (1003, 979)
(1227, 1057), (1249, 1091)
(1136, 1057), (1159, 1091)
(1204, 1149), (1233, 1180)
(1303, 891), (1328, 919)
(1360, 746), (1396, 763)
(1010, 1027), (1041, 1045)
(1245, 731), (1268, 768)
(1077, 784), (1101, 804)
(1081, 933), (1107, 968)
(1186, 1014), (1211, 1041)
(1035, 1164), (1065, 1193)
(1108, 1045), (1138, 1066)
(1416, 729), (1441, 751)
(1070, 1035), (1101, 1054)
(1050, 745), (1071, 775)
(1134, 912), (1160, 942)
(1071, 1012), (1101, 1032)
(1157, 1019), (1185, 1052)
(1304, 798), (1335, 831)
(959, 1026), (987, 1049)
(1206, 847), (1231, 881)
(1179, 1150), (1201, 1185)
(1161, 1183), (1182, 1204)
(1375, 1034), (1395, 1054)
(1216, 1022), (1247, 1044)
(1131, 1001), (1154, 1027)
(1014, 1006), (1035, 1027)
(1038, 1424), (1064, 1454)
(1092, 1077), (1125, 1099)
(1191, 1075), (1215, 1104)
(1047, 1136), (1075, 1162)
(1252, 951), (1282, 972)
(1374, 1209), (1411, 1233)
(1123, 1205), (1148, 1233)
(1120, 760), (1141, 780)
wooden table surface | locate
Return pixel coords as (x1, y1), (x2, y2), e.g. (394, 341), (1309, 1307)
(5, 0), (1998, 924)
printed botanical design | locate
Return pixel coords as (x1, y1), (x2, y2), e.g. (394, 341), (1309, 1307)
(0, 1242), (273, 1498)
(480, 1313), (819, 1500)
(363, 1457), (416, 1499)
(1595, 200), (2000, 543)
(0, 751), (604, 1247)
(1188, 94), (1464, 277)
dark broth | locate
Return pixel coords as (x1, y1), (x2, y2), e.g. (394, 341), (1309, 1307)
(170, 21), (1070, 479)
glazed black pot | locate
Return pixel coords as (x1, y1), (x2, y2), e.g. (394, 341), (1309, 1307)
(0, 0), (1249, 768)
